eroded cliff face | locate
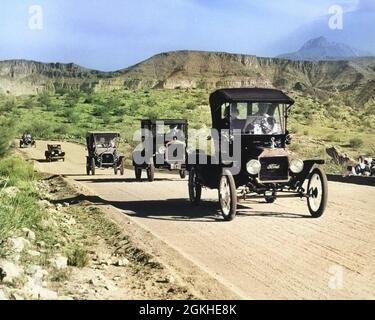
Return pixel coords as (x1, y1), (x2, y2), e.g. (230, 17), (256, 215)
(0, 60), (109, 95)
(96, 51), (375, 96)
(1, 52), (374, 101)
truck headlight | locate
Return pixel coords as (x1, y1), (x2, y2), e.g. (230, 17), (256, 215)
(186, 146), (194, 154)
(158, 146), (166, 154)
(290, 159), (304, 174)
(247, 160), (261, 175)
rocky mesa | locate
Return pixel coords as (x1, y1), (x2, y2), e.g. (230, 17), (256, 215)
(1, 51), (375, 106)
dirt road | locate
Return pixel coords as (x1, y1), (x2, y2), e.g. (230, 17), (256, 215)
(20, 141), (375, 299)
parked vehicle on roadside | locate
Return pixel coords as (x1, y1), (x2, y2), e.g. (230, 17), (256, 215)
(188, 88), (328, 221)
(352, 156), (375, 176)
(132, 119), (188, 181)
(19, 133), (36, 148)
(86, 132), (125, 176)
(45, 144), (65, 162)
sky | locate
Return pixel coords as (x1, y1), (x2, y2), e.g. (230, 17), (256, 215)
(0, 0), (373, 71)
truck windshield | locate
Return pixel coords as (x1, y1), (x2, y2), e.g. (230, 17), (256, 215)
(94, 133), (119, 147)
(223, 102), (286, 135)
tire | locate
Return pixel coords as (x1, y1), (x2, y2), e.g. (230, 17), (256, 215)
(147, 163), (155, 182)
(179, 170), (186, 179)
(218, 170), (237, 221)
(265, 196), (276, 203)
(135, 166), (142, 181)
(90, 158), (96, 176)
(120, 159), (125, 176)
(188, 168), (201, 205)
(307, 167), (328, 218)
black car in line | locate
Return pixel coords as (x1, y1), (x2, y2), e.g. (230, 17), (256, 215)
(86, 131), (125, 176)
(133, 119), (188, 181)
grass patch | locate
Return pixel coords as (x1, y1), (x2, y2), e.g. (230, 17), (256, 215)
(0, 156), (43, 240)
(66, 246), (89, 268)
(349, 137), (364, 149)
(50, 269), (71, 282)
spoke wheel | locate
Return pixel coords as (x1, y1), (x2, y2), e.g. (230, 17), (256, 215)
(179, 170), (186, 179)
(147, 163), (155, 182)
(307, 167), (328, 218)
(90, 158), (96, 176)
(188, 168), (201, 205)
(218, 170), (237, 221)
(120, 159), (124, 176)
(265, 196), (276, 203)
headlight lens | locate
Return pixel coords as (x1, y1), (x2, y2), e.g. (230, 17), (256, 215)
(290, 159), (304, 174)
(186, 146), (194, 154)
(246, 160), (261, 175)
(158, 146), (166, 154)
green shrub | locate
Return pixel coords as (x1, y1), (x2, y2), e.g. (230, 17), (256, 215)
(22, 120), (54, 138)
(37, 92), (52, 110)
(0, 118), (15, 157)
(0, 155), (36, 187)
(0, 156), (41, 239)
(67, 246), (89, 268)
(0, 98), (17, 113)
(349, 137), (364, 148)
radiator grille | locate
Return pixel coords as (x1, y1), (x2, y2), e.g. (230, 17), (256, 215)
(259, 156), (289, 182)
(166, 144), (185, 162)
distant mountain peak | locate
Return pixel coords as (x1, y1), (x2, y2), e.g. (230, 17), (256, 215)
(277, 36), (371, 61)
(301, 36), (329, 50)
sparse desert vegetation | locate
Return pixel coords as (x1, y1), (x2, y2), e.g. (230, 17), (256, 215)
(1, 87), (374, 172)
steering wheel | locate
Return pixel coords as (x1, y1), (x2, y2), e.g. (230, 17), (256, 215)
(243, 116), (276, 134)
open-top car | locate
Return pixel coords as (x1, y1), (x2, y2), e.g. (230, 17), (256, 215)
(45, 144), (65, 162)
(133, 119), (188, 181)
(188, 88), (328, 221)
(19, 133), (36, 148)
(86, 132), (125, 176)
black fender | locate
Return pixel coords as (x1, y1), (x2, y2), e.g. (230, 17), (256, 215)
(289, 159), (325, 188)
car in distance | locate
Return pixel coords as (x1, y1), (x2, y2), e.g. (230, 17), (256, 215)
(19, 133), (36, 148)
(45, 144), (65, 162)
(86, 131), (125, 176)
(188, 88), (328, 221)
(133, 119), (188, 181)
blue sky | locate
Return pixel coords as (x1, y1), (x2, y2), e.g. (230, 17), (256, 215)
(0, 0), (373, 71)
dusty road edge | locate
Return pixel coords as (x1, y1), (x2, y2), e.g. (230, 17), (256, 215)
(26, 155), (243, 300)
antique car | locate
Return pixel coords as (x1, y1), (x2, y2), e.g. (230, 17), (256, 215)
(86, 132), (125, 175)
(351, 155), (375, 176)
(188, 88), (328, 221)
(45, 144), (65, 162)
(132, 119), (188, 181)
(19, 133), (36, 148)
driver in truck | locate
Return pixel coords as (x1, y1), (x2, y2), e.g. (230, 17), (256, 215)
(244, 103), (278, 135)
